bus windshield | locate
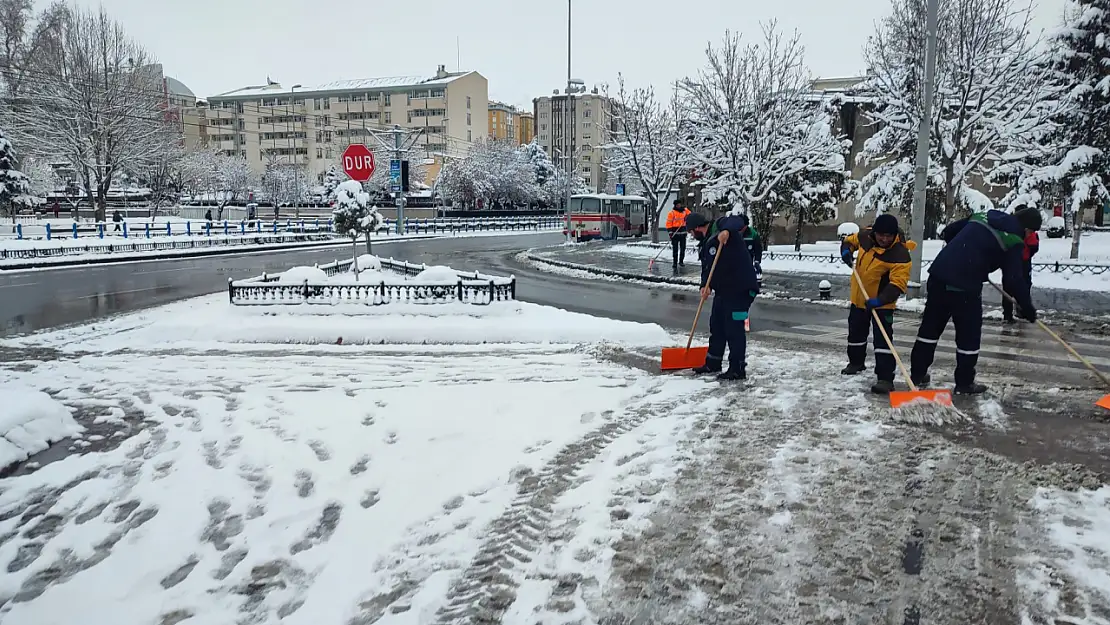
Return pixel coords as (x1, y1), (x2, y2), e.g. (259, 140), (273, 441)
(570, 197), (601, 213)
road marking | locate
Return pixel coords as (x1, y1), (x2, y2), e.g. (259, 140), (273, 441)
(77, 286), (169, 299)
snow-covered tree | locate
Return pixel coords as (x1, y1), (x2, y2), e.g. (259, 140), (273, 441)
(260, 154), (305, 210)
(857, 0), (1058, 226)
(19, 155), (59, 200)
(363, 151), (428, 197)
(0, 0), (67, 101)
(178, 149), (255, 220)
(437, 139), (538, 208)
(5, 5), (178, 221)
(1004, 0), (1110, 259)
(604, 75), (688, 242)
(679, 23), (850, 236)
(332, 179), (383, 270)
(321, 165), (344, 205)
(0, 126), (32, 220)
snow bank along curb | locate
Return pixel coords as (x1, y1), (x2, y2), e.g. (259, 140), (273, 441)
(230, 256), (516, 306)
(521, 252), (1091, 322)
(0, 388), (82, 472)
(619, 239), (1110, 277)
(0, 236), (439, 271)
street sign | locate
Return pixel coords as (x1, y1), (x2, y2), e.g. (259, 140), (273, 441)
(615, 183), (625, 195)
(390, 159), (402, 193)
(342, 144), (376, 182)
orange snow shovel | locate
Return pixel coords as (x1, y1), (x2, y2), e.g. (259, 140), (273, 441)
(989, 280), (1110, 411)
(660, 239), (723, 371)
(850, 267), (954, 408)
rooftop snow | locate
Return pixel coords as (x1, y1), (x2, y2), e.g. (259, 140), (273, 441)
(212, 73), (470, 99)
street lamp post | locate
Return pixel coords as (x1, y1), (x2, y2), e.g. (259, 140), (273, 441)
(289, 84), (303, 217)
(907, 0), (939, 298)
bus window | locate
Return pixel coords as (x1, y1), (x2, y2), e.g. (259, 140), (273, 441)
(581, 197), (601, 212)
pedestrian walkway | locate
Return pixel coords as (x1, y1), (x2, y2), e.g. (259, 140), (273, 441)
(753, 314), (1110, 373)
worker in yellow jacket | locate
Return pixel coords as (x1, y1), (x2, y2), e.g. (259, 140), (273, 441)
(838, 214), (918, 395)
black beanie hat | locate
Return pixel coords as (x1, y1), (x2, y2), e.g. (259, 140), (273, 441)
(1014, 206), (1043, 232)
(872, 213), (899, 235)
(673, 199), (682, 207)
(684, 213), (709, 230)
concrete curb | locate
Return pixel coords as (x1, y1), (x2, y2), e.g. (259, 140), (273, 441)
(0, 236), (442, 271)
(522, 252), (1109, 326)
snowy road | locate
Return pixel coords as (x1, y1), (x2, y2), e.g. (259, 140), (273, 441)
(1, 331), (1107, 624)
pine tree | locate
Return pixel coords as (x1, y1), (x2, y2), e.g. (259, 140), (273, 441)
(322, 165), (344, 205)
(0, 127), (32, 222)
(1045, 0), (1110, 258)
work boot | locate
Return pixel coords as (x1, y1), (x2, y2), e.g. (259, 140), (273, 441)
(954, 382), (988, 395)
(842, 363), (866, 375)
(693, 362), (722, 375)
(717, 367), (746, 381)
(911, 373), (931, 387)
(871, 379), (895, 395)
(1003, 316), (1015, 324)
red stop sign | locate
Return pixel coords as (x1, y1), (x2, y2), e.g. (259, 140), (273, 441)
(341, 144), (376, 182)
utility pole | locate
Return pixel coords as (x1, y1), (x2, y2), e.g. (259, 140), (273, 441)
(394, 125), (404, 234)
(907, 0), (940, 298)
(564, 0), (573, 243)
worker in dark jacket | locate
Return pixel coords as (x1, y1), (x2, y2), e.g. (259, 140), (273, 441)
(665, 200), (692, 269)
(735, 213), (764, 288)
(685, 212), (760, 381)
(909, 207), (1042, 395)
(1003, 227), (1040, 323)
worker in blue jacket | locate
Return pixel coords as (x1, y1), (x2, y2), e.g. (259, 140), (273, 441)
(909, 207), (1042, 395)
(736, 213), (764, 288)
(684, 212), (760, 381)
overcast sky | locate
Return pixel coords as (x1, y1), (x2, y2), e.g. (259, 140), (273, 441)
(68, 0), (1067, 109)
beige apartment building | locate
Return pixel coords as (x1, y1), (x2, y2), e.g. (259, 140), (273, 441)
(533, 88), (615, 193)
(196, 65), (488, 183)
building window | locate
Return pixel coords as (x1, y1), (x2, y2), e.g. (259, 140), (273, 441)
(583, 155), (591, 162)
(351, 94), (364, 102)
(338, 95), (349, 103)
(325, 147), (333, 159)
(468, 130), (472, 141)
(584, 109), (591, 117)
(316, 147), (323, 159)
(431, 89), (445, 98)
(383, 93), (391, 106)
(467, 96), (471, 110)
(323, 98), (330, 110)
(384, 112), (391, 123)
(583, 134), (592, 140)
(467, 113), (471, 125)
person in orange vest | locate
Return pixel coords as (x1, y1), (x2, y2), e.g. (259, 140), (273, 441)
(665, 199), (692, 269)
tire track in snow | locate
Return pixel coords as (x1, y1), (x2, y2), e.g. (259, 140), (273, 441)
(422, 386), (712, 625)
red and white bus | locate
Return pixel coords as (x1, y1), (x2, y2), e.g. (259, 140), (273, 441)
(563, 193), (649, 241)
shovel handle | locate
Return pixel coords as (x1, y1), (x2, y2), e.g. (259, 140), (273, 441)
(685, 237), (724, 351)
(987, 280), (1110, 390)
(850, 266), (918, 391)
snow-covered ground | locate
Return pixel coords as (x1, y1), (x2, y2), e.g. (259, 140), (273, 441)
(608, 232), (1110, 292)
(0, 288), (1106, 623)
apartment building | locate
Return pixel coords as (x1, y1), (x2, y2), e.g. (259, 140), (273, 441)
(517, 112), (535, 145)
(200, 66), (488, 182)
(532, 87), (615, 193)
(488, 101), (517, 142)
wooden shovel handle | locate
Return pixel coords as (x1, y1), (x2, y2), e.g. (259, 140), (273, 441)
(685, 237), (724, 351)
(850, 266), (918, 391)
(988, 280), (1110, 389)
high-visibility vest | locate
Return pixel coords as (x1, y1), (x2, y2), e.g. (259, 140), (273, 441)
(666, 209), (689, 229)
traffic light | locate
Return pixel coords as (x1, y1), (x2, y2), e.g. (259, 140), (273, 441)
(401, 160), (410, 193)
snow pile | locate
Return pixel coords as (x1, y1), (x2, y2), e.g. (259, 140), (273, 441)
(0, 387), (82, 469)
(414, 265), (459, 282)
(277, 266), (329, 284)
(10, 294), (672, 349)
(836, 222), (860, 238)
(350, 254), (382, 272)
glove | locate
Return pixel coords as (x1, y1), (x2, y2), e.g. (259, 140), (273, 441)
(865, 297), (882, 310)
(754, 262), (762, 278)
(841, 251), (854, 268)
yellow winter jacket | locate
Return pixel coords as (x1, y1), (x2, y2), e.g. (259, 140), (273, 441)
(842, 228), (918, 310)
